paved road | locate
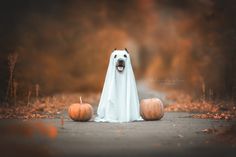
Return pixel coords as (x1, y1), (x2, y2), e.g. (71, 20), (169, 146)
(51, 112), (236, 157)
(0, 81), (235, 157)
(1, 112), (235, 157)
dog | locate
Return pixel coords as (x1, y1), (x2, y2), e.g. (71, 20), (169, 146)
(95, 48), (142, 122)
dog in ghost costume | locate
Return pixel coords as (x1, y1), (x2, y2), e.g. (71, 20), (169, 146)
(95, 49), (142, 122)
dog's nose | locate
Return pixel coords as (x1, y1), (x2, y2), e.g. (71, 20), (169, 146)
(118, 59), (125, 64)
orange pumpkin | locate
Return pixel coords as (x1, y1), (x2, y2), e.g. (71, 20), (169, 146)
(68, 97), (93, 121)
(140, 98), (164, 121)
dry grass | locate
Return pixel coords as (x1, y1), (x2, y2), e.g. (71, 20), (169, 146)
(165, 101), (219, 113)
(0, 93), (100, 120)
(164, 90), (236, 120)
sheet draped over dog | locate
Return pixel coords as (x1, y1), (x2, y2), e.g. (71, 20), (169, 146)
(95, 50), (142, 122)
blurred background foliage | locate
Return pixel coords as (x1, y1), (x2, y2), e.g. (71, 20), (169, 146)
(0, 0), (236, 102)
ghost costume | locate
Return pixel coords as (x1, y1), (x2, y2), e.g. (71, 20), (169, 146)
(95, 50), (142, 122)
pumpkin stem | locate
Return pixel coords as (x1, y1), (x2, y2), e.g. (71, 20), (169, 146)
(80, 96), (83, 104)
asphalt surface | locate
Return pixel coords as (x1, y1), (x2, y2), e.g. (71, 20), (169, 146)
(1, 112), (235, 157)
(0, 81), (235, 157)
(51, 112), (236, 157)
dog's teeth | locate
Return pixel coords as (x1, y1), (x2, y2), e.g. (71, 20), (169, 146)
(118, 67), (123, 71)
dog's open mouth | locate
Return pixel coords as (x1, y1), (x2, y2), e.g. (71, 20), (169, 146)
(116, 59), (125, 72)
(117, 65), (125, 72)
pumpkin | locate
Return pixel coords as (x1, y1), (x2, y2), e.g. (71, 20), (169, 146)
(140, 98), (164, 121)
(68, 97), (93, 121)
